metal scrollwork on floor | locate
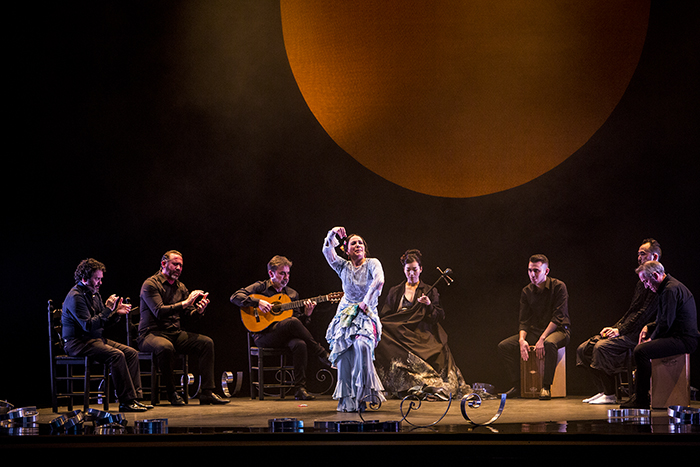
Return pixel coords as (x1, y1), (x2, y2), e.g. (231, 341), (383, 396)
(310, 368), (336, 396)
(184, 373), (199, 399)
(460, 392), (507, 426)
(357, 394), (383, 422)
(398, 389), (453, 428)
(221, 371), (243, 397)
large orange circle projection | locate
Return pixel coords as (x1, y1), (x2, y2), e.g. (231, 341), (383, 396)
(281, 1), (650, 198)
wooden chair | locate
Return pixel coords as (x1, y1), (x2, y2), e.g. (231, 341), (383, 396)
(247, 332), (295, 400)
(48, 300), (110, 413)
(614, 349), (636, 403)
(126, 306), (190, 405)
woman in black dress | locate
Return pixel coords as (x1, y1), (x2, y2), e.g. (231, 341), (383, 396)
(375, 249), (469, 399)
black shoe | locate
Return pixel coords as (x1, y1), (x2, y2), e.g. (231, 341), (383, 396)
(199, 393), (230, 405)
(317, 351), (332, 368)
(539, 388), (551, 400)
(135, 401), (154, 410)
(620, 394), (650, 409)
(294, 387), (316, 401)
(504, 387), (520, 399)
(169, 392), (186, 406)
(119, 401), (148, 413)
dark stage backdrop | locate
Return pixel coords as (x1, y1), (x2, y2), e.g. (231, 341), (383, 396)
(3, 1), (698, 408)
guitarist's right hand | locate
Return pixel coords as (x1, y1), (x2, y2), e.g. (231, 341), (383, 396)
(257, 299), (272, 314)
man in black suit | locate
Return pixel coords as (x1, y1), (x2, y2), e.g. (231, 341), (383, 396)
(62, 258), (150, 412)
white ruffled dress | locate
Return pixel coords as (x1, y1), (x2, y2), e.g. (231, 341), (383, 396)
(323, 230), (386, 411)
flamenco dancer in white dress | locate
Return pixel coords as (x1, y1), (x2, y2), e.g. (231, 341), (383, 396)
(323, 226), (386, 412)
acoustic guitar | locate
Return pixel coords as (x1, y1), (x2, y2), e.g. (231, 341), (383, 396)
(240, 292), (343, 332)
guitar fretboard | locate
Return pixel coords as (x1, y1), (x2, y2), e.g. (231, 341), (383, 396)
(274, 294), (335, 312)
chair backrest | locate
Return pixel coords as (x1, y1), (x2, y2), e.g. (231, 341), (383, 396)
(47, 299), (66, 358)
(125, 306), (141, 348)
(247, 331), (256, 350)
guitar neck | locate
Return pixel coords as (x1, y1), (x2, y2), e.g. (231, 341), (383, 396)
(277, 294), (333, 312)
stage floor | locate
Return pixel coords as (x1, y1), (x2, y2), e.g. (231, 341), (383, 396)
(3, 395), (698, 458)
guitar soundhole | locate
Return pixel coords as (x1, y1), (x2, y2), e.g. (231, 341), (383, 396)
(270, 304), (282, 316)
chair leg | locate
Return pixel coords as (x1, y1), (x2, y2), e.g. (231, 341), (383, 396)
(627, 362), (635, 396)
(258, 355), (265, 401)
(151, 355), (159, 406)
(248, 352), (255, 400)
(615, 350), (636, 402)
(279, 353), (287, 399)
(103, 364), (110, 412)
(65, 364), (75, 412)
(50, 364), (59, 413)
(67, 364), (75, 412)
(181, 356), (190, 404)
(83, 358), (90, 412)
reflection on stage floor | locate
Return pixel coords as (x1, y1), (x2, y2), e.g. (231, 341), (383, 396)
(2, 395), (698, 457)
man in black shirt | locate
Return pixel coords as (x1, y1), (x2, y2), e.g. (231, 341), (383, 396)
(139, 250), (229, 405)
(576, 239), (661, 405)
(497, 254), (571, 400)
(621, 261), (699, 409)
(62, 258), (150, 412)
(231, 255), (331, 400)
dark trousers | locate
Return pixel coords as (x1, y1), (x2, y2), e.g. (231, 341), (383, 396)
(576, 334), (637, 395)
(139, 330), (215, 395)
(632, 336), (696, 403)
(253, 317), (325, 388)
(64, 337), (142, 403)
(498, 330), (569, 388)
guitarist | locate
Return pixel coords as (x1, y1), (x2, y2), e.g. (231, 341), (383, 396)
(230, 255), (331, 400)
